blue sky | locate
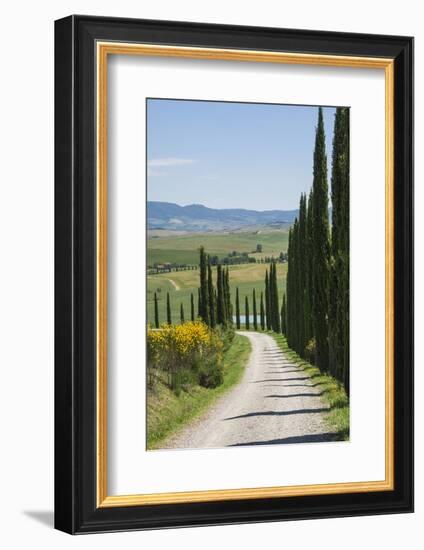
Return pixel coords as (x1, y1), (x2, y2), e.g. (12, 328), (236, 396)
(147, 99), (337, 211)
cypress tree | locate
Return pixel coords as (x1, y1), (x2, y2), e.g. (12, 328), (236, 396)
(214, 288), (218, 323)
(281, 293), (287, 335)
(340, 108), (350, 393)
(329, 107), (350, 391)
(190, 293), (195, 322)
(197, 287), (201, 318)
(180, 303), (185, 324)
(268, 265), (273, 330)
(154, 292), (159, 328)
(312, 107), (330, 371)
(293, 224), (299, 349)
(235, 287), (240, 330)
(298, 194), (307, 352)
(199, 246), (210, 325)
(305, 190), (314, 348)
(270, 261), (280, 332)
(275, 262), (281, 332)
(265, 270), (271, 330)
(222, 267), (229, 324)
(253, 289), (258, 331)
(166, 292), (172, 325)
(245, 296), (250, 330)
(217, 264), (224, 325)
(286, 228), (293, 346)
(269, 264), (274, 330)
(207, 260), (216, 328)
(260, 291), (265, 330)
(225, 268), (232, 323)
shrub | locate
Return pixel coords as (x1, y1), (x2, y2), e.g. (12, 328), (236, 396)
(147, 321), (224, 391)
(305, 337), (316, 364)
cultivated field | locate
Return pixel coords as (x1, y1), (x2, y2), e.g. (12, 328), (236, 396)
(147, 228), (289, 325)
(147, 228), (289, 266)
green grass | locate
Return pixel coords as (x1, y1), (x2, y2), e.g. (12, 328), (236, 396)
(147, 262), (287, 325)
(147, 334), (252, 449)
(146, 228), (289, 325)
(271, 333), (350, 440)
(147, 248), (203, 266)
(147, 229), (289, 266)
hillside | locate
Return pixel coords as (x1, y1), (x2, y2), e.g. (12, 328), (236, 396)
(147, 201), (298, 231)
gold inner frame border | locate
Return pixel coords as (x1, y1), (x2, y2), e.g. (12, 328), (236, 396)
(96, 42), (394, 508)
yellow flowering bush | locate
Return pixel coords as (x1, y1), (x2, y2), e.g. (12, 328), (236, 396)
(147, 321), (224, 391)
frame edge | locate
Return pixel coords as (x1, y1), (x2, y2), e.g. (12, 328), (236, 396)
(54, 14), (77, 535)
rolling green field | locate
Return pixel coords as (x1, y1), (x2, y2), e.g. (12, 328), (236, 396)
(147, 228), (289, 325)
(147, 229), (289, 266)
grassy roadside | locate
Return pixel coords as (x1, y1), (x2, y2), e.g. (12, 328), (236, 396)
(147, 334), (252, 449)
(271, 333), (350, 440)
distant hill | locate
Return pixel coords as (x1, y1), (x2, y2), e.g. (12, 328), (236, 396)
(147, 201), (298, 231)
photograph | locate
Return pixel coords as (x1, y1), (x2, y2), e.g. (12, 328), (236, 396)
(52, 13), (413, 535)
(146, 98), (350, 450)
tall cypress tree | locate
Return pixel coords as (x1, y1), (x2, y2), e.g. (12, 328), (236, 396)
(180, 303), (185, 324)
(199, 246), (210, 325)
(265, 270), (271, 330)
(305, 190), (314, 347)
(270, 261), (280, 332)
(222, 267), (229, 324)
(166, 292), (172, 325)
(207, 260), (216, 328)
(286, 228), (293, 346)
(245, 296), (250, 330)
(340, 108), (350, 392)
(291, 220), (298, 349)
(329, 107), (350, 391)
(269, 264), (274, 329)
(281, 293), (287, 335)
(268, 264), (273, 329)
(298, 194), (307, 351)
(154, 292), (159, 328)
(260, 291), (265, 330)
(235, 287), (241, 330)
(217, 264), (224, 325)
(253, 289), (258, 330)
(224, 268), (232, 323)
(275, 262), (281, 332)
(312, 107), (330, 371)
(190, 293), (195, 322)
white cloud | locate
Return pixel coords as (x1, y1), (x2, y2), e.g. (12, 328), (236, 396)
(148, 158), (197, 167)
(147, 168), (164, 177)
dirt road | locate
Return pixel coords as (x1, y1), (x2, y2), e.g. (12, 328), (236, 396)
(166, 278), (180, 290)
(162, 331), (338, 449)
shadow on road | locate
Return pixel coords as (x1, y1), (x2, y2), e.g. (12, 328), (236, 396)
(252, 376), (309, 383)
(229, 432), (340, 446)
(224, 407), (329, 421)
(265, 392), (323, 399)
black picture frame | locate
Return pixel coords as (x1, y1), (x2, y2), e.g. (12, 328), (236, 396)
(55, 15), (414, 534)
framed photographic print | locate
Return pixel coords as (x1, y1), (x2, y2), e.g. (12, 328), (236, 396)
(54, 15), (413, 534)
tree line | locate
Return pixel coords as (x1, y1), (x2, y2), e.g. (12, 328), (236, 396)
(284, 107), (349, 391)
(233, 261), (281, 333)
(153, 246), (233, 329)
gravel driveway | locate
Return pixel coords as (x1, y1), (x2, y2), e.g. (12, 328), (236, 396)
(162, 331), (338, 449)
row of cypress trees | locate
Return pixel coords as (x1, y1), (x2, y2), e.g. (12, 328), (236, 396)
(153, 289), (198, 327)
(153, 247), (233, 328)
(198, 246), (232, 328)
(265, 263), (280, 332)
(234, 262), (280, 332)
(284, 106), (349, 391)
